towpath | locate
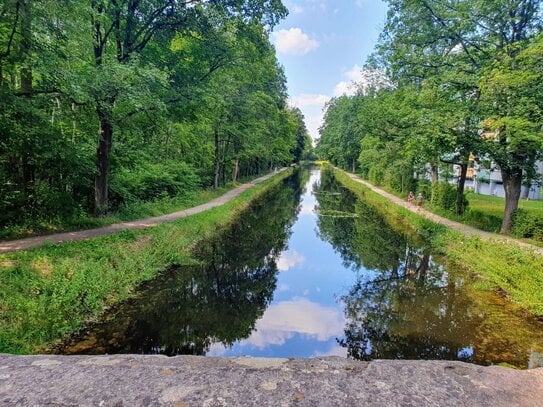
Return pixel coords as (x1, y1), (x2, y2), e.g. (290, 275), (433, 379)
(343, 170), (543, 255)
(0, 169), (286, 254)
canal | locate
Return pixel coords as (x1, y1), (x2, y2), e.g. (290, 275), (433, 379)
(57, 168), (543, 369)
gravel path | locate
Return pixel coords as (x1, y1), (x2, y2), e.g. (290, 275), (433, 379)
(344, 171), (543, 255)
(0, 170), (286, 254)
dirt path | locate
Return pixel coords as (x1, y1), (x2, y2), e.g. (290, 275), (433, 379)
(344, 171), (543, 255)
(0, 169), (287, 254)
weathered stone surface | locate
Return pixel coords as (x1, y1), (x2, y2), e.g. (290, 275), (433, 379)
(0, 355), (542, 406)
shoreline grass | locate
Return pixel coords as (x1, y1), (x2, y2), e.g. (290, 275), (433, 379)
(330, 166), (543, 317)
(0, 169), (293, 354)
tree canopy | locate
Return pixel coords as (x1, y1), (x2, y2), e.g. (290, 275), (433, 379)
(0, 0), (310, 228)
(316, 0), (543, 233)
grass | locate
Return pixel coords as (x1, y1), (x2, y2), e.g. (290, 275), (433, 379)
(354, 174), (543, 247)
(330, 166), (543, 317)
(0, 185), (235, 241)
(0, 169), (292, 354)
(422, 194), (543, 248)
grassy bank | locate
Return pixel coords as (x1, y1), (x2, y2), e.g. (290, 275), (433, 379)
(0, 169), (292, 354)
(330, 167), (543, 317)
(0, 184), (239, 241)
(364, 175), (543, 246)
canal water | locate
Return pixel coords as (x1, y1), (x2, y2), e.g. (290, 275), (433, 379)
(58, 168), (543, 369)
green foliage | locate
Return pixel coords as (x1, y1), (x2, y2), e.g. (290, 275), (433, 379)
(109, 162), (200, 206)
(317, 0), (543, 235)
(0, 0), (303, 233)
(331, 166), (543, 317)
(511, 209), (543, 241)
(431, 182), (469, 213)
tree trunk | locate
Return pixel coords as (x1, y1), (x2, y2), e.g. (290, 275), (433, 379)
(430, 161), (439, 184)
(20, 0), (32, 95)
(352, 159), (356, 173)
(521, 184), (530, 200)
(213, 128), (221, 190)
(500, 168), (523, 234)
(95, 108), (113, 215)
(456, 162), (468, 215)
(232, 159), (239, 183)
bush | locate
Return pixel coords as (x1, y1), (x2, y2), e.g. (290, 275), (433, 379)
(464, 209), (502, 232)
(512, 209), (543, 241)
(110, 161), (200, 208)
(368, 166), (385, 185)
(430, 182), (469, 213)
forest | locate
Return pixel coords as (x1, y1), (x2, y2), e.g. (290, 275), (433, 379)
(0, 0), (311, 234)
(316, 0), (543, 236)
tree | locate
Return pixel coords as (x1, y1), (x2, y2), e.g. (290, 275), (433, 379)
(479, 36), (543, 232)
(86, 0), (287, 213)
(377, 0), (543, 229)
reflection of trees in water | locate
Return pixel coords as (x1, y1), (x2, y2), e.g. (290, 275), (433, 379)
(315, 169), (543, 368)
(58, 170), (305, 356)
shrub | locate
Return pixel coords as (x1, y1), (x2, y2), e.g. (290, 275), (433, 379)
(430, 182), (469, 213)
(110, 161), (200, 208)
(512, 209), (543, 242)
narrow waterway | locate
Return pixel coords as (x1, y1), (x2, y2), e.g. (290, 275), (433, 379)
(57, 168), (543, 369)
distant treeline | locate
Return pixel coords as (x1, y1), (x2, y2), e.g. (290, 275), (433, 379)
(0, 0), (312, 227)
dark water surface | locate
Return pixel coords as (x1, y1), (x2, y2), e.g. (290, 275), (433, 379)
(58, 168), (543, 368)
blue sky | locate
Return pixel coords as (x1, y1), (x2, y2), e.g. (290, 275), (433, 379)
(271, 0), (389, 140)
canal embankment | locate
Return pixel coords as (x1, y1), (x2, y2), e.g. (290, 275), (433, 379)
(0, 169), (292, 354)
(330, 167), (543, 317)
(1, 355), (542, 406)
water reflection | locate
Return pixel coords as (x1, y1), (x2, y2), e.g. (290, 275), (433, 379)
(57, 171), (306, 355)
(237, 298), (344, 349)
(315, 169), (543, 368)
(57, 168), (543, 368)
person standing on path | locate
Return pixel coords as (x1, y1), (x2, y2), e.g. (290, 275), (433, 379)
(417, 193), (423, 211)
(407, 191), (414, 206)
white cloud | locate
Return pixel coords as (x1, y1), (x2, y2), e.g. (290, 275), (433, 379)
(273, 28), (320, 55)
(292, 5), (304, 14)
(333, 65), (393, 97)
(306, 114), (325, 140)
(333, 81), (356, 97)
(343, 64), (365, 81)
(299, 200), (316, 216)
(289, 93), (330, 108)
(278, 283), (290, 292)
(241, 298), (345, 349)
(333, 65), (364, 97)
(355, 0), (365, 8)
(277, 250), (305, 271)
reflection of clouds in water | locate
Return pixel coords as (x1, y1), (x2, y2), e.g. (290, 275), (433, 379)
(299, 201), (316, 216)
(242, 298), (345, 349)
(312, 343), (348, 358)
(277, 250), (305, 271)
(206, 342), (229, 357)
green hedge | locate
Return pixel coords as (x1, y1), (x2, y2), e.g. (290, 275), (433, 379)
(512, 209), (543, 241)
